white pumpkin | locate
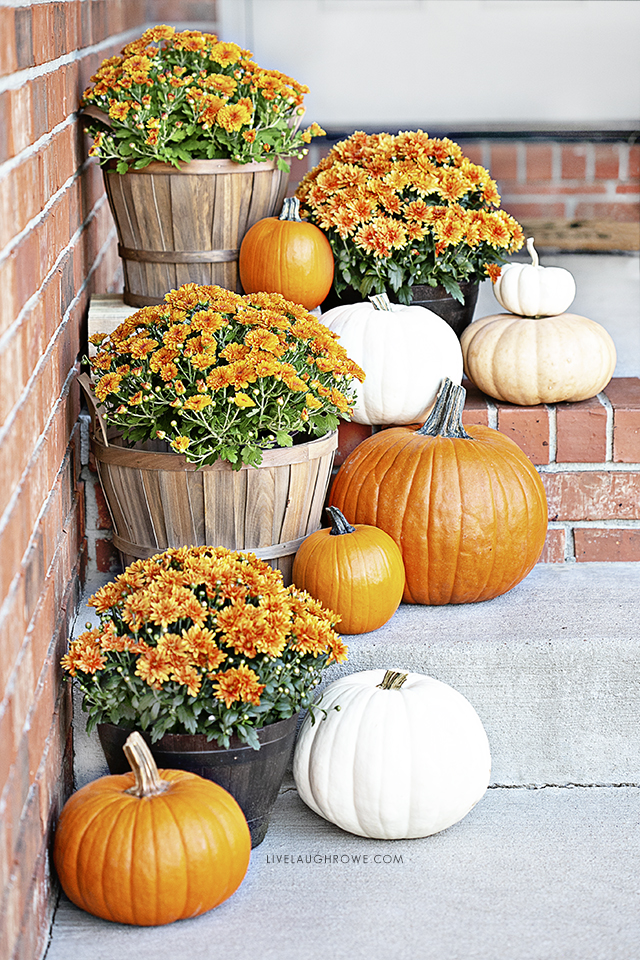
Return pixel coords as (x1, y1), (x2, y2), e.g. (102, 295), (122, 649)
(493, 238), (576, 317)
(321, 294), (463, 425)
(461, 312), (617, 405)
(293, 669), (491, 840)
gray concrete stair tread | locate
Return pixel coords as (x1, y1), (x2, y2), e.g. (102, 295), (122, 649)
(48, 780), (640, 960)
(72, 562), (640, 789)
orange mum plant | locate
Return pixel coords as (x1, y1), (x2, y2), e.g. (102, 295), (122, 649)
(81, 24), (325, 173)
(296, 130), (525, 304)
(62, 546), (347, 749)
(89, 282), (364, 469)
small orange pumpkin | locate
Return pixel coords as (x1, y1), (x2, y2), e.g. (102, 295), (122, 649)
(292, 505), (405, 634)
(239, 196), (334, 309)
(53, 732), (251, 926)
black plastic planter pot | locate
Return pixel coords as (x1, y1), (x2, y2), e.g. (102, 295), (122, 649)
(409, 281), (480, 339)
(97, 714), (299, 847)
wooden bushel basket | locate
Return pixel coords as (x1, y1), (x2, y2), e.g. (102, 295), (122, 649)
(103, 158), (289, 308)
(79, 375), (337, 584)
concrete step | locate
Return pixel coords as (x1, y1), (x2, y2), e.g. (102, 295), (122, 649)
(48, 778), (640, 960)
(72, 561), (640, 790)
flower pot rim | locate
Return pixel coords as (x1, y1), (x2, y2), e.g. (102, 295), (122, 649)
(98, 713), (299, 753)
(89, 426), (338, 472)
(105, 157), (286, 176)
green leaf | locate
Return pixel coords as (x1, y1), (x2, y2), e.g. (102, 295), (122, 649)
(274, 430), (293, 447)
(116, 161), (129, 175)
(438, 275), (464, 303)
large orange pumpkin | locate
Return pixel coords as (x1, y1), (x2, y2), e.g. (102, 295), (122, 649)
(330, 378), (548, 605)
(292, 505), (405, 634)
(53, 733), (251, 926)
(239, 196), (334, 309)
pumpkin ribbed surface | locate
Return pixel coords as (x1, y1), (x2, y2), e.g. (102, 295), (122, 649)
(238, 204), (334, 310)
(53, 764), (251, 926)
(461, 312), (617, 405)
(292, 507), (405, 634)
(321, 298), (463, 425)
(330, 416), (547, 605)
(293, 669), (491, 839)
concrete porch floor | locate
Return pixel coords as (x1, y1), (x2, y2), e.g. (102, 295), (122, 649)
(47, 561), (640, 960)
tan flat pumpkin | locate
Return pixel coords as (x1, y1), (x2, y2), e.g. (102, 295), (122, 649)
(461, 312), (617, 405)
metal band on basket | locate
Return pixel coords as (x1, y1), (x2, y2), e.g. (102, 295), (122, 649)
(117, 244), (239, 264)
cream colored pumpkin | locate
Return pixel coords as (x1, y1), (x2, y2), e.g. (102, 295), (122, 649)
(493, 238), (576, 317)
(321, 293), (463, 425)
(293, 669), (491, 840)
(461, 312), (617, 405)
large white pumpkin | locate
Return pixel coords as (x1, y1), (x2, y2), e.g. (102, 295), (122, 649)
(493, 238), (576, 317)
(321, 295), (463, 425)
(293, 669), (491, 840)
(461, 312), (617, 405)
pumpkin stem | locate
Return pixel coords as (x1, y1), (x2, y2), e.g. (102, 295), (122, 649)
(526, 237), (539, 268)
(416, 378), (472, 440)
(279, 196), (303, 222)
(123, 732), (170, 798)
(327, 505), (356, 536)
(369, 293), (393, 311)
(377, 670), (408, 690)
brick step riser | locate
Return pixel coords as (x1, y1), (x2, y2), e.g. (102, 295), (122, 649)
(334, 378), (640, 564)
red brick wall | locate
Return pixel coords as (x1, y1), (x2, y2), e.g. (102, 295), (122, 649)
(0, 4), (217, 959)
(335, 379), (640, 564)
(460, 140), (640, 224)
(289, 138), (640, 225)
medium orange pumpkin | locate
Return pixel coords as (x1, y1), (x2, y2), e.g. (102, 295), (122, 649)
(330, 379), (548, 605)
(238, 196), (334, 309)
(53, 732), (251, 926)
(292, 506), (405, 634)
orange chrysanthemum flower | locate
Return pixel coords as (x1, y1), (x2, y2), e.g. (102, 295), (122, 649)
(212, 664), (265, 708)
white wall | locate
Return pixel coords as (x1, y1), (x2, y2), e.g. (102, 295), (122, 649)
(219, 0), (640, 129)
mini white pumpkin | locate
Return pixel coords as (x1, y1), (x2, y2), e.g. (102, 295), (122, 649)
(493, 238), (576, 317)
(293, 669), (491, 840)
(321, 294), (463, 425)
(461, 312), (617, 405)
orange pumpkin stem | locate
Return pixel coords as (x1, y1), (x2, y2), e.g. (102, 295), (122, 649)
(377, 670), (408, 690)
(327, 505), (356, 536)
(416, 377), (472, 440)
(123, 732), (170, 798)
(279, 196), (303, 221)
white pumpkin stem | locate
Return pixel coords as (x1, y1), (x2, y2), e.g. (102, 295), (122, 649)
(327, 505), (356, 536)
(377, 670), (408, 690)
(279, 196), (302, 222)
(526, 237), (539, 268)
(123, 732), (170, 798)
(369, 293), (393, 311)
(416, 378), (472, 440)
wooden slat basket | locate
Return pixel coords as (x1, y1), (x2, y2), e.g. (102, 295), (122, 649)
(79, 375), (336, 585)
(103, 158), (289, 307)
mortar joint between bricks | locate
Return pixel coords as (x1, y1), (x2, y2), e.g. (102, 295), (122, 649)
(597, 391), (614, 462)
(619, 142), (630, 182)
(545, 404), (557, 462)
(565, 524), (576, 561)
(486, 399), (498, 430)
(584, 142), (596, 183)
